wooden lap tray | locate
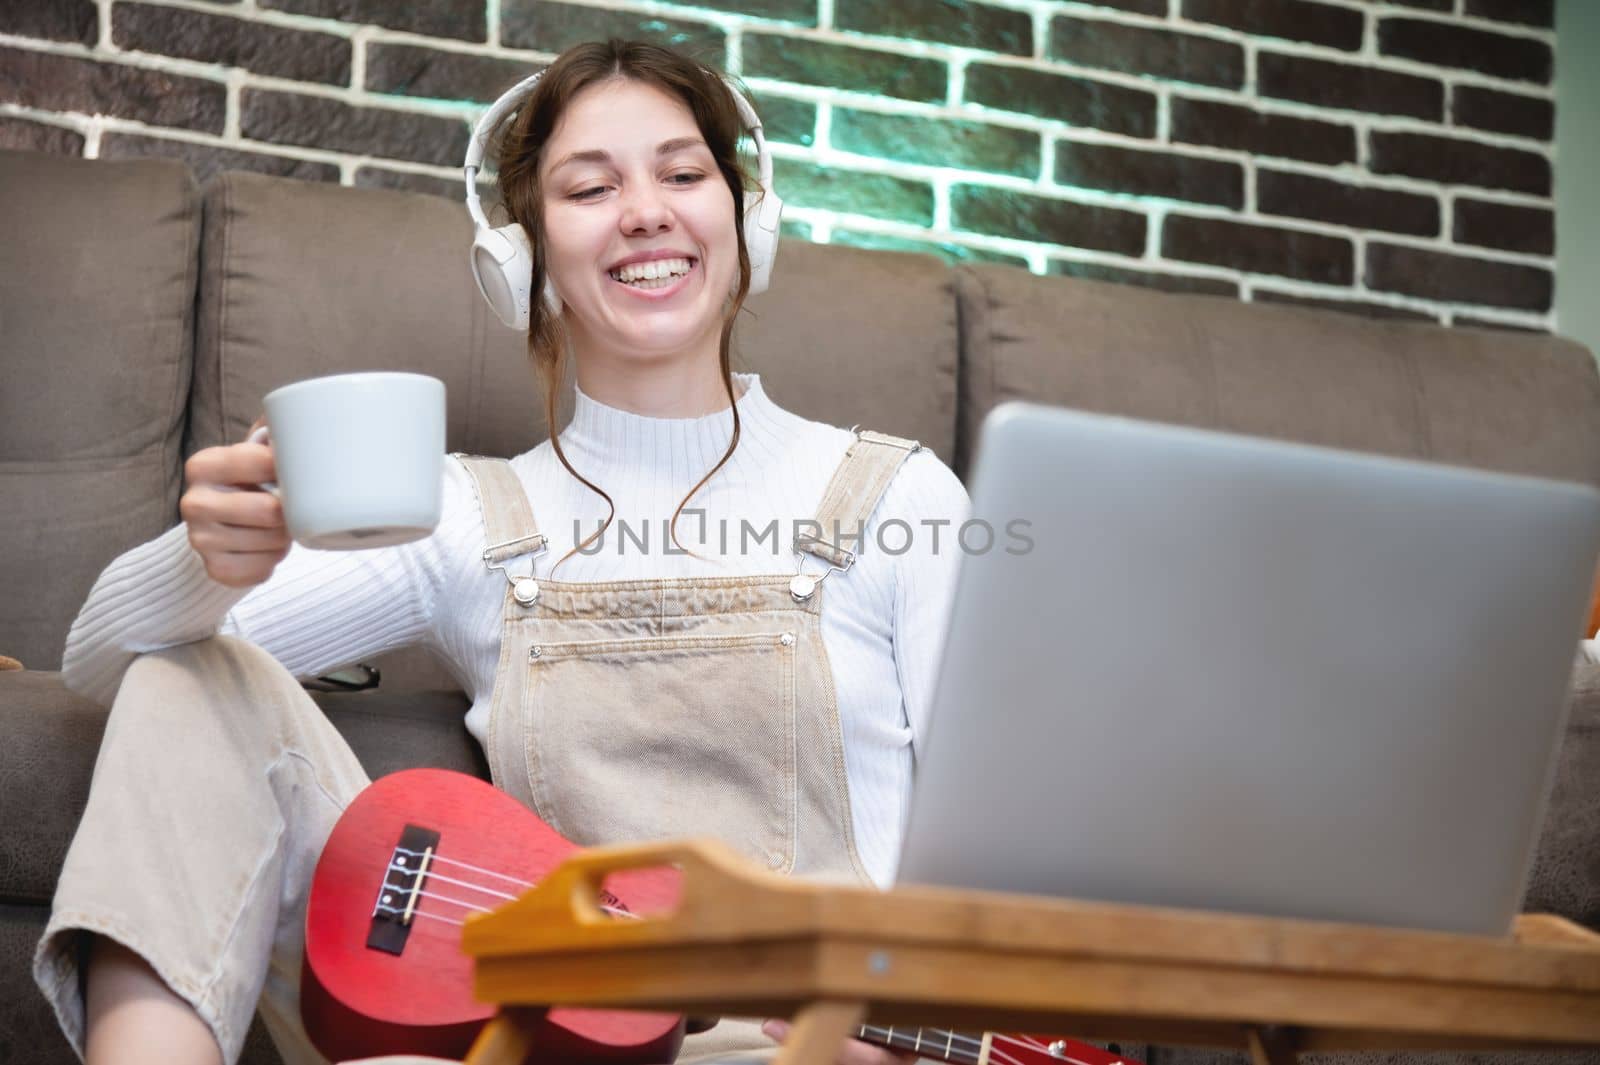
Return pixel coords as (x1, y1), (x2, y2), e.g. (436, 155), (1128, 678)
(455, 839), (1600, 1065)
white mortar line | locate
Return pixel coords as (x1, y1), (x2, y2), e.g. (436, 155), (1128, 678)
(224, 70), (243, 140)
(349, 25), (373, 92)
(96, 0), (113, 53)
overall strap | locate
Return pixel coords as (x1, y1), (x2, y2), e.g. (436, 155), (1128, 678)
(797, 429), (921, 570)
(454, 455), (546, 563)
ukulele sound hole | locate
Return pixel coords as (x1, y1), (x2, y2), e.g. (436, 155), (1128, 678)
(367, 823), (442, 956)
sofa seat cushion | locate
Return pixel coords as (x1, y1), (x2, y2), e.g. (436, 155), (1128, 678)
(0, 670), (482, 906)
(0, 150), (199, 671)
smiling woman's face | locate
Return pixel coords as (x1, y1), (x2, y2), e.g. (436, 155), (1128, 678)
(539, 77), (739, 371)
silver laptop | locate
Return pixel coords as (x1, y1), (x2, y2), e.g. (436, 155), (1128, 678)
(897, 402), (1600, 935)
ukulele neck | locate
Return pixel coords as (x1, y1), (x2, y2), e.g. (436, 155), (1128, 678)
(856, 1026), (987, 1065)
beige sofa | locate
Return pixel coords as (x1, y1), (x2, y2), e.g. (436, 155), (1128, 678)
(1, 146), (1596, 1065)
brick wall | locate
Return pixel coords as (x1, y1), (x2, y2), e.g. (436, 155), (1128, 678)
(0, 0), (1559, 330)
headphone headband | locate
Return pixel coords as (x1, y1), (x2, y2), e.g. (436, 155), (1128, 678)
(463, 68), (775, 239)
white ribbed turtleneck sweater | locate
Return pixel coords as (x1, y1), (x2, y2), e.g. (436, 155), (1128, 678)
(61, 374), (970, 886)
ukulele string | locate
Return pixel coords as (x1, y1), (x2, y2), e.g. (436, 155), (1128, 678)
(401, 865), (520, 902)
(985, 1044), (1032, 1065)
(375, 902), (467, 927)
(395, 846), (538, 889)
(865, 1027), (985, 1055)
(379, 853), (639, 925)
(854, 1025), (1109, 1065)
(392, 848), (654, 920)
(997, 1035), (1107, 1065)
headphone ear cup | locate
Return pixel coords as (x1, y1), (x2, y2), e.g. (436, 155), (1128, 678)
(743, 188), (783, 296)
(471, 222), (536, 330)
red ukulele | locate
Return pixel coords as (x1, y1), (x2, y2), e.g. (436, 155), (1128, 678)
(303, 769), (1141, 1065)
(302, 768), (685, 1064)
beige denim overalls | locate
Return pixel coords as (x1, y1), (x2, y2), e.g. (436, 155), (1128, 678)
(455, 428), (921, 1061)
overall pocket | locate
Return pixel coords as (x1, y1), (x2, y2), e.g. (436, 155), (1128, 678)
(522, 630), (799, 872)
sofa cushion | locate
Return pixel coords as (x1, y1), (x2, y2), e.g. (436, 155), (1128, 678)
(739, 240), (959, 463)
(955, 265), (1600, 487)
(191, 171), (546, 459)
(0, 150), (198, 670)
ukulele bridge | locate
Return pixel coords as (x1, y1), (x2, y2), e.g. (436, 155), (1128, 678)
(367, 823), (442, 956)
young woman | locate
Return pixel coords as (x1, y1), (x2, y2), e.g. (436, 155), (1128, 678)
(37, 39), (968, 1065)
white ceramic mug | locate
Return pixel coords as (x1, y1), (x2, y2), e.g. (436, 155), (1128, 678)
(249, 372), (446, 550)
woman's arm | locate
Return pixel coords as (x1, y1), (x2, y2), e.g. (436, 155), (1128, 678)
(61, 460), (468, 707)
(885, 449), (971, 755)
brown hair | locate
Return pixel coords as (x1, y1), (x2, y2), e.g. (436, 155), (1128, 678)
(490, 39), (755, 563)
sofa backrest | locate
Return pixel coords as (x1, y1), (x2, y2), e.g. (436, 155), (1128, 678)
(956, 265), (1600, 488)
(0, 150), (198, 671)
(8, 149), (1598, 677)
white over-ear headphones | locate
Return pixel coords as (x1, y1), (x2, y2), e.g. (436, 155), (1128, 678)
(463, 68), (784, 332)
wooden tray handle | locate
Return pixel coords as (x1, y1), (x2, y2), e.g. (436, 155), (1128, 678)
(466, 837), (789, 947)
(558, 838), (756, 925)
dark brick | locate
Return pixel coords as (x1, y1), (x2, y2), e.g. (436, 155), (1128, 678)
(951, 185), (1146, 255)
(651, 0), (814, 24)
(772, 159), (934, 225)
(750, 94), (815, 146)
(744, 35), (946, 103)
(1257, 169), (1439, 237)
(1180, 0), (1362, 51)
(0, 47), (225, 134)
(0, 116), (83, 155)
(354, 166), (501, 210)
(259, 0), (484, 42)
(1453, 314), (1547, 333)
(242, 89), (468, 167)
(0, 0), (96, 44)
(1452, 197), (1553, 255)
(1051, 17), (1243, 88)
(1378, 17), (1551, 84)
(114, 3), (350, 86)
(366, 44), (534, 106)
(1452, 84), (1553, 140)
(502, 1), (725, 62)
(829, 228), (1030, 267)
(1367, 242), (1551, 310)
(1258, 52), (1442, 120)
(965, 63), (1156, 139)
(1163, 215), (1353, 284)
(1370, 130), (1550, 195)
(1463, 0), (1553, 27)
(1055, 141), (1242, 208)
(1253, 289), (1439, 322)
(1049, 259), (1239, 297)
(1381, 0), (1451, 9)
(1171, 97), (1355, 165)
(837, 1), (1031, 56)
(832, 109), (1040, 179)
(1078, 0), (1169, 14)
(100, 132), (341, 185)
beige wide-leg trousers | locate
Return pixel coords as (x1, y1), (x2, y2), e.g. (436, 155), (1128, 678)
(33, 635), (778, 1065)
(33, 636), (374, 1065)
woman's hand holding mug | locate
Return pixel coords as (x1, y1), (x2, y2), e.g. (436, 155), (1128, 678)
(180, 372), (447, 589)
(180, 422), (292, 588)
